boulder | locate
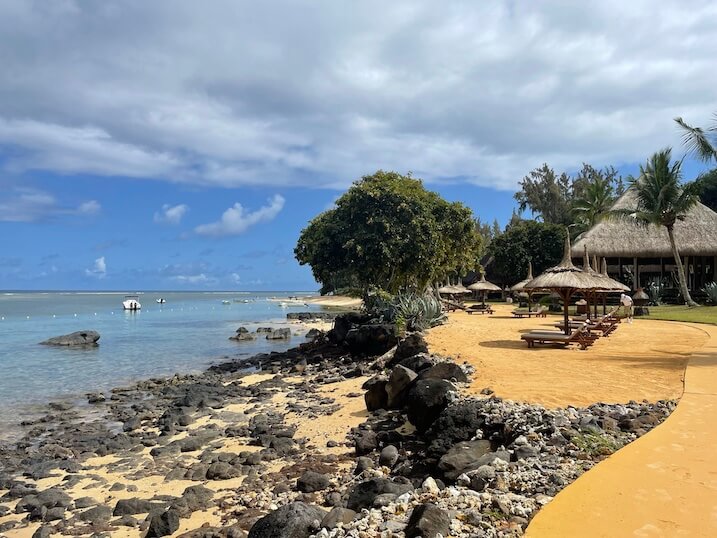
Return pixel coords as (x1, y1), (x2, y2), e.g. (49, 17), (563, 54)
(79, 504), (112, 523)
(328, 312), (370, 344)
(296, 471), (330, 493)
(390, 333), (428, 365)
(305, 328), (323, 341)
(113, 498), (164, 516)
(405, 379), (456, 432)
(346, 478), (413, 511)
(426, 400), (489, 457)
(248, 502), (327, 538)
(437, 440), (494, 480)
(266, 328), (291, 340)
(345, 324), (398, 357)
(385, 366), (417, 409)
(354, 430), (378, 456)
(256, 327), (273, 333)
(405, 503), (451, 538)
(146, 508), (180, 537)
(206, 462), (240, 480)
(321, 507), (357, 529)
(229, 328), (255, 341)
(379, 445), (399, 468)
(363, 375), (388, 412)
(40, 330), (100, 346)
(397, 353), (434, 373)
(418, 362), (468, 383)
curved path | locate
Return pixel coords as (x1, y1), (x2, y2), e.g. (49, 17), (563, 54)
(527, 322), (717, 538)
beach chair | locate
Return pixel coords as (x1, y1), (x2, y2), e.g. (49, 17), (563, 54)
(555, 310), (620, 336)
(512, 306), (547, 318)
(521, 324), (595, 350)
(466, 304), (494, 315)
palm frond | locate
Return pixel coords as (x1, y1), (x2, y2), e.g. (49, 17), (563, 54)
(675, 116), (717, 163)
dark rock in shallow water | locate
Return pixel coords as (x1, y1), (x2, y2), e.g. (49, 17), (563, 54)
(405, 503), (451, 538)
(40, 330), (100, 346)
(248, 502), (327, 538)
(266, 328), (291, 340)
(296, 471), (330, 493)
(146, 508), (180, 537)
(406, 379), (456, 432)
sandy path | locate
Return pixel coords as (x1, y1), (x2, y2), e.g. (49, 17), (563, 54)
(426, 304), (708, 408)
(526, 323), (717, 537)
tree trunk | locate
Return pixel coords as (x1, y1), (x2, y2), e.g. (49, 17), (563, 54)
(666, 225), (698, 307)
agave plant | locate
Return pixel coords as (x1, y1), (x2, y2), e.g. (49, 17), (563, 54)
(392, 292), (446, 332)
(703, 282), (717, 305)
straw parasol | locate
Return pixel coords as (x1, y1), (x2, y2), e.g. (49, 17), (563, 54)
(511, 261), (538, 311)
(524, 233), (607, 335)
(468, 273), (501, 306)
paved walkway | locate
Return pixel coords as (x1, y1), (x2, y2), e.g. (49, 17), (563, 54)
(527, 322), (717, 538)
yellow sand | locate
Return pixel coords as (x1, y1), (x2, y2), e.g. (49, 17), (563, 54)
(303, 295), (362, 308)
(527, 323), (717, 537)
(426, 304), (707, 408)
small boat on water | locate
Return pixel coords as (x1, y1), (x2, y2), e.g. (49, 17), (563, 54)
(221, 300), (231, 305)
(156, 298), (166, 304)
(123, 295), (141, 310)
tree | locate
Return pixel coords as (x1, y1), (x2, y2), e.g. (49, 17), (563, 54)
(675, 113), (717, 163)
(488, 221), (566, 285)
(514, 164), (573, 225)
(295, 171), (483, 294)
(571, 174), (616, 234)
(697, 168), (717, 212)
(614, 149), (704, 307)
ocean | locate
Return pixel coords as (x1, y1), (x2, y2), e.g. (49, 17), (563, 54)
(0, 291), (322, 440)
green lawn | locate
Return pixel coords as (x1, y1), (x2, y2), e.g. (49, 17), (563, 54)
(641, 305), (717, 325)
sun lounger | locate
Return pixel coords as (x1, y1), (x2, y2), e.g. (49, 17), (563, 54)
(521, 324), (595, 350)
(466, 304), (494, 315)
(512, 306), (547, 318)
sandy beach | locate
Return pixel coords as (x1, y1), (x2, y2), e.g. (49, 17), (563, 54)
(0, 304), (712, 537)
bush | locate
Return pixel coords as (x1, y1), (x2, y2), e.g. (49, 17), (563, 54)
(703, 282), (717, 305)
(365, 291), (446, 332)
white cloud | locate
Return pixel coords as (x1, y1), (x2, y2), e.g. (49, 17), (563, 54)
(154, 203), (188, 224)
(171, 273), (214, 285)
(78, 200), (101, 215)
(195, 194), (285, 236)
(85, 256), (107, 278)
(0, 187), (100, 222)
(0, 2), (715, 189)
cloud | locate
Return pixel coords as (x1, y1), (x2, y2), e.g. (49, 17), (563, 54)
(93, 238), (128, 252)
(85, 256), (107, 278)
(154, 203), (189, 224)
(0, 2), (714, 190)
(195, 194), (285, 236)
(0, 187), (101, 222)
(171, 273), (213, 285)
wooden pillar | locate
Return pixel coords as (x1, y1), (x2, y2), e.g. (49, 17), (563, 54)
(633, 257), (639, 290)
(660, 257), (664, 284)
(714, 256), (717, 283)
(685, 256), (690, 291)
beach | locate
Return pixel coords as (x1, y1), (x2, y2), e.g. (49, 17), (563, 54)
(0, 304), (713, 537)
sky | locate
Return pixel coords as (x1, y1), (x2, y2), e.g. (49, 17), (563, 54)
(0, 0), (715, 291)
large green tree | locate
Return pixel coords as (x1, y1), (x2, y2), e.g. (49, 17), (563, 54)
(488, 220), (566, 285)
(615, 149), (704, 307)
(295, 171), (483, 294)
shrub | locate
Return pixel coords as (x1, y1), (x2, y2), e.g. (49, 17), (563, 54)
(703, 282), (717, 305)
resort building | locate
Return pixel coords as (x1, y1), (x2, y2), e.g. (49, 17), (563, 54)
(572, 189), (717, 296)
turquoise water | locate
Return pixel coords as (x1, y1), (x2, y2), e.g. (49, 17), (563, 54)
(0, 291), (320, 438)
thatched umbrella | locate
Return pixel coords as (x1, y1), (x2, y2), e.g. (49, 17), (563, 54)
(511, 261), (537, 311)
(468, 273), (501, 306)
(524, 234), (606, 335)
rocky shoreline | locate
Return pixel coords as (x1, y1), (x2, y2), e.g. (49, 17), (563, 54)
(0, 313), (676, 537)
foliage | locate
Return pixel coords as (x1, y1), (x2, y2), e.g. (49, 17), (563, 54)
(488, 221), (566, 285)
(571, 432), (621, 458)
(475, 216), (503, 243)
(704, 282), (717, 305)
(514, 163), (624, 228)
(675, 113), (717, 163)
(610, 149), (704, 306)
(697, 168), (717, 212)
(645, 279), (665, 306)
(295, 171), (483, 294)
(391, 292), (446, 332)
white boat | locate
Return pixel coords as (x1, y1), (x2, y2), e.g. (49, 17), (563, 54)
(221, 300), (231, 305)
(156, 298), (166, 304)
(122, 295), (141, 310)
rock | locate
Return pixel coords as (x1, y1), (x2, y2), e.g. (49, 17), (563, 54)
(363, 375), (388, 412)
(346, 478), (413, 511)
(397, 353), (434, 373)
(425, 400), (488, 456)
(385, 366), (417, 409)
(206, 462), (240, 480)
(354, 456), (374, 475)
(266, 328), (291, 340)
(354, 430), (378, 456)
(87, 392), (106, 404)
(418, 362), (468, 383)
(405, 379), (456, 432)
(421, 477), (441, 494)
(405, 503), (451, 538)
(321, 507), (357, 529)
(146, 508), (180, 537)
(379, 445), (399, 468)
(40, 330), (100, 346)
(113, 498), (162, 516)
(390, 333), (428, 365)
(437, 440), (493, 480)
(229, 329), (256, 341)
(32, 526), (52, 538)
(256, 327), (273, 333)
(181, 485), (214, 512)
(79, 504), (112, 523)
(344, 324), (398, 357)
(296, 471), (330, 493)
(305, 328), (323, 341)
(248, 502), (327, 538)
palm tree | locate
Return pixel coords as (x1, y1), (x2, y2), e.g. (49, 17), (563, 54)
(615, 149), (703, 306)
(674, 113), (717, 163)
(571, 176), (615, 233)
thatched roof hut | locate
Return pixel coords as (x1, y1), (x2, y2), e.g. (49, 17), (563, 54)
(573, 188), (717, 258)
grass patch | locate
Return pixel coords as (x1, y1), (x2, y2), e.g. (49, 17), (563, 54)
(641, 305), (717, 325)
(571, 432), (621, 457)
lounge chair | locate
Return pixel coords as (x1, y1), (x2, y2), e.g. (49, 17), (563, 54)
(512, 306), (547, 318)
(521, 324), (595, 350)
(466, 304), (494, 315)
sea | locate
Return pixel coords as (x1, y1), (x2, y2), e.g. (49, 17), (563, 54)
(0, 290), (324, 441)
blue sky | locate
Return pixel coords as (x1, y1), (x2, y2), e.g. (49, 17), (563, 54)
(0, 1), (715, 290)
